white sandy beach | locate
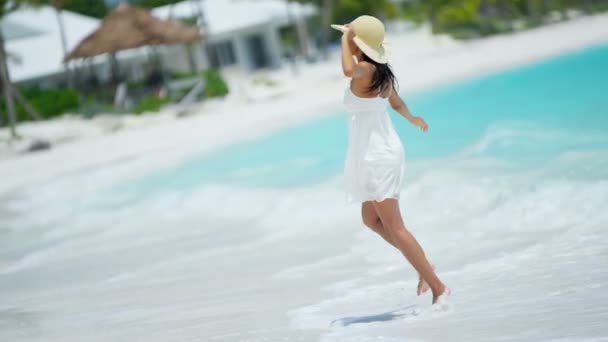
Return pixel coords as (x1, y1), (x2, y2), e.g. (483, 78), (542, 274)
(1, 14), (607, 196)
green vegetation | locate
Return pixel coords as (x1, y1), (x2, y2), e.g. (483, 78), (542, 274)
(202, 69), (229, 98)
(0, 0), (109, 137)
(132, 95), (172, 115)
(59, 0), (107, 19)
(400, 0), (608, 39)
(0, 0), (42, 137)
(83, 68), (226, 115)
(0, 87), (79, 124)
(130, 0), (184, 9)
(296, 0), (608, 41)
(24, 87), (79, 119)
(294, 0), (400, 24)
(12, 0), (107, 18)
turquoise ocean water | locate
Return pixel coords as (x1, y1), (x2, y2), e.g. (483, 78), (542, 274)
(121, 44), (608, 193)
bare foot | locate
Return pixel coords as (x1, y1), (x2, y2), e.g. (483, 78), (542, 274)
(416, 264), (435, 296)
(432, 285), (451, 305)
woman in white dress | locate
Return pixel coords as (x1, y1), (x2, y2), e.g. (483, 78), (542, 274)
(337, 16), (450, 304)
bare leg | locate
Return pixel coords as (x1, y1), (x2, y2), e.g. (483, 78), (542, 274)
(361, 202), (432, 296)
(372, 198), (448, 304)
(361, 201), (398, 248)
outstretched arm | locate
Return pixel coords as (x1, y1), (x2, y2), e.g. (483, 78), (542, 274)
(389, 88), (428, 132)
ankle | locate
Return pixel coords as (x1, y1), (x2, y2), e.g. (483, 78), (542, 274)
(431, 282), (446, 296)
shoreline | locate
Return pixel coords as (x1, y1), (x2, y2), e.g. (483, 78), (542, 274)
(1, 14), (608, 196)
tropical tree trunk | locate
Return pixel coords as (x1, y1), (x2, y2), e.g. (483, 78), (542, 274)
(12, 86), (41, 121)
(526, 0), (542, 24)
(540, 0), (547, 15)
(583, 0), (593, 13)
(0, 27), (18, 139)
(320, 0), (332, 59)
(526, 0), (535, 17)
(498, 0), (509, 19)
(295, 15), (312, 60)
(53, 4), (73, 87)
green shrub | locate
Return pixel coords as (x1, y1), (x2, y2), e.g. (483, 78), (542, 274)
(436, 0), (479, 26)
(132, 96), (171, 115)
(433, 0), (518, 39)
(203, 69), (229, 98)
(592, 3), (608, 12)
(30, 88), (80, 119)
(127, 80), (146, 92)
(476, 18), (514, 36)
(448, 29), (482, 40)
(0, 87), (80, 124)
(402, 5), (428, 25)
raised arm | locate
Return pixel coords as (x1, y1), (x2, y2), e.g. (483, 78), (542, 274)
(389, 87), (428, 132)
(340, 25), (373, 79)
(341, 28), (356, 77)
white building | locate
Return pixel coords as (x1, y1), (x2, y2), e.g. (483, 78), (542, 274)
(153, 0), (317, 73)
(1, 6), (100, 85)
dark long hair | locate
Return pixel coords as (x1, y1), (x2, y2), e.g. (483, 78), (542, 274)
(361, 53), (397, 95)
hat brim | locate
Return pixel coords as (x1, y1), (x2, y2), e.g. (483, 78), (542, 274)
(330, 24), (347, 33)
(353, 36), (389, 64)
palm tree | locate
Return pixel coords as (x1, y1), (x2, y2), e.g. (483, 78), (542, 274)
(26, 0), (72, 85)
(0, 43), (18, 138)
(0, 0), (22, 138)
(52, 0), (71, 85)
(291, 0), (333, 58)
(25, 0), (110, 86)
(320, 0), (332, 58)
(583, 0), (593, 13)
(0, 0), (53, 138)
(526, 0), (535, 17)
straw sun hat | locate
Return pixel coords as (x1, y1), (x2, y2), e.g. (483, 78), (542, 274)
(331, 15), (389, 64)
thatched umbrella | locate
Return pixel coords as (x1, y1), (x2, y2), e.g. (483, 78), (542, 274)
(64, 4), (205, 61)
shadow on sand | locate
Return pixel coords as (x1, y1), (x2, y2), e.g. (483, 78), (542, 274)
(331, 305), (421, 327)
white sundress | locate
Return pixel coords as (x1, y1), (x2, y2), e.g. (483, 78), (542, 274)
(343, 87), (405, 203)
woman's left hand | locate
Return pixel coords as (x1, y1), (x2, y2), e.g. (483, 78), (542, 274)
(410, 116), (429, 132)
(342, 24), (355, 40)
